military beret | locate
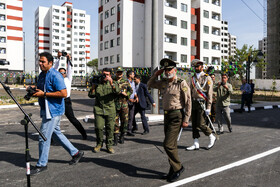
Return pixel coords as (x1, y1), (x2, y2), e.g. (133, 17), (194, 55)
(116, 66), (124, 72)
(191, 59), (204, 67)
(160, 58), (179, 69)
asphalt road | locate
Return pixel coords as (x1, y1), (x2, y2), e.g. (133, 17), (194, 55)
(0, 90), (280, 187)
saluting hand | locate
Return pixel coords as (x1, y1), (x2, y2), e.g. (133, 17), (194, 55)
(155, 69), (164, 76)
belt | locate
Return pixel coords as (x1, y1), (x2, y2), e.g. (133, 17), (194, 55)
(164, 109), (182, 114)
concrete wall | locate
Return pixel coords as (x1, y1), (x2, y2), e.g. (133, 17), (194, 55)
(254, 79), (280, 91)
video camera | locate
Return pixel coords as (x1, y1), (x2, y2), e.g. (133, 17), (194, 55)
(61, 51), (67, 57)
(24, 86), (37, 100)
(90, 74), (106, 85)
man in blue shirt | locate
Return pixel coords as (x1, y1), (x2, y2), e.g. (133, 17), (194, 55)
(30, 52), (84, 175)
(240, 79), (252, 113)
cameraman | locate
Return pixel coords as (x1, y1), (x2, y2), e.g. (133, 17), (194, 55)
(213, 73), (233, 134)
(88, 68), (119, 154)
(30, 52), (84, 175)
(53, 51), (87, 140)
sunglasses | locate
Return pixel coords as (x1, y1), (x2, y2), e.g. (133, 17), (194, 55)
(60, 72), (66, 74)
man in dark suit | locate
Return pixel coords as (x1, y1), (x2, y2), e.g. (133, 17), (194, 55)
(133, 74), (156, 135)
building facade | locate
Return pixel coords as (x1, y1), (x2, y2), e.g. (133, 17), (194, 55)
(221, 20), (236, 61)
(0, 0), (23, 72)
(256, 37), (267, 79)
(35, 2), (90, 76)
(98, 0), (223, 70)
(267, 0), (280, 78)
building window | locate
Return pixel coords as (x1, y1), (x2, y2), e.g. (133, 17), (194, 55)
(0, 3), (5, 9)
(117, 54), (120, 63)
(0, 48), (6, 54)
(104, 41), (109, 49)
(105, 25), (109, 34)
(203, 10), (209, 18)
(105, 0), (109, 4)
(0, 14), (5, 21)
(117, 4), (120, 12)
(104, 57), (109, 65)
(181, 3), (188, 12)
(0, 26), (6, 32)
(181, 55), (188, 62)
(212, 12), (220, 21)
(203, 57), (209, 64)
(100, 43), (103, 51)
(181, 20), (188, 29)
(117, 21), (120, 29)
(181, 37), (188, 46)
(0, 37), (6, 43)
(110, 55), (114, 64)
(100, 13), (103, 21)
(203, 41), (209, 49)
(100, 58), (103, 65)
(110, 39), (114, 48)
(117, 37), (120, 46)
(105, 10), (109, 19)
(111, 7), (115, 16)
(212, 0), (220, 6)
(203, 26), (209, 34)
(110, 23), (115, 32)
(204, 0), (209, 3)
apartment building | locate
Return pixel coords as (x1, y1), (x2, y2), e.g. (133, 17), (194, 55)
(256, 37), (267, 79)
(221, 20), (236, 61)
(35, 2), (90, 76)
(0, 0), (23, 72)
(98, 0), (223, 70)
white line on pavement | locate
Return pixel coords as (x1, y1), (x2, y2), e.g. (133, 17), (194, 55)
(161, 146), (280, 187)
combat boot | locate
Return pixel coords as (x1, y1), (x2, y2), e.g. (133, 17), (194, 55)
(113, 133), (119, 146)
(107, 147), (115, 154)
(186, 138), (199, 151)
(207, 133), (216, 150)
(93, 144), (102, 153)
(119, 133), (124, 144)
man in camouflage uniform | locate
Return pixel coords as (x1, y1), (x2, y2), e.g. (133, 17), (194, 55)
(186, 59), (216, 151)
(113, 67), (132, 145)
(88, 68), (119, 154)
(148, 58), (191, 182)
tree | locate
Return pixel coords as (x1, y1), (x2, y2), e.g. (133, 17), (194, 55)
(87, 58), (98, 68)
(221, 44), (264, 83)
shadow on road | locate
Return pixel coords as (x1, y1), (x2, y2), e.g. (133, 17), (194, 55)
(83, 157), (165, 179)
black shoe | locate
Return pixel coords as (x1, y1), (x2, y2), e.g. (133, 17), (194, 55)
(126, 132), (135, 136)
(69, 151), (84, 165)
(228, 127), (232, 133)
(119, 135), (124, 144)
(132, 128), (138, 133)
(142, 131), (149, 135)
(30, 165), (47, 175)
(162, 167), (173, 179)
(167, 166), (185, 182)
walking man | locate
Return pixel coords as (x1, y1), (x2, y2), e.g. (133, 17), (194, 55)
(31, 52), (84, 175)
(148, 58), (191, 182)
(54, 51), (87, 140)
(186, 59), (216, 151)
(207, 73), (217, 127)
(113, 67), (132, 145)
(214, 74), (233, 134)
(88, 68), (119, 154)
(133, 74), (156, 135)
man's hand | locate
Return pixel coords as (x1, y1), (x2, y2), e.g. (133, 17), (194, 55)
(182, 122), (188, 128)
(223, 84), (228, 89)
(33, 89), (44, 97)
(155, 69), (164, 76)
(129, 98), (134, 103)
(152, 103), (156, 108)
(106, 76), (113, 85)
(135, 97), (139, 103)
(121, 91), (127, 96)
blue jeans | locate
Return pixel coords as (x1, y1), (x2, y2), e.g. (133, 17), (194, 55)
(37, 115), (78, 167)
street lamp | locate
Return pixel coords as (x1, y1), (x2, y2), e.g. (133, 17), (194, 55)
(246, 50), (264, 83)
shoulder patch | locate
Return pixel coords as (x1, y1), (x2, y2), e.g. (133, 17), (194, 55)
(208, 80), (211, 85)
(182, 87), (188, 92)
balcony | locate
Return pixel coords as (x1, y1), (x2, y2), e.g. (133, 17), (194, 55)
(212, 12), (220, 21)
(164, 51), (177, 61)
(164, 16), (177, 26)
(212, 27), (220, 36)
(211, 57), (220, 65)
(165, 0), (177, 9)
(212, 42), (220, 50)
(212, 0), (220, 6)
(164, 33), (177, 44)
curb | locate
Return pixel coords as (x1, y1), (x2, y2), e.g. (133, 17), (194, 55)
(230, 105), (280, 113)
(0, 102), (39, 109)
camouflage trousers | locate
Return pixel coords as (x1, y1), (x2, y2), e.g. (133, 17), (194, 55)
(114, 106), (129, 134)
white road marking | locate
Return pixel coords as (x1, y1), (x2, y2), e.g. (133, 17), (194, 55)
(161, 146), (280, 187)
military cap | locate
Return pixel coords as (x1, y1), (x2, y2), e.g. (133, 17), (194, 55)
(191, 59), (204, 67)
(160, 58), (179, 69)
(116, 66), (124, 72)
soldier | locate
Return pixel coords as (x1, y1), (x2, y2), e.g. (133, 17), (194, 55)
(113, 67), (133, 145)
(186, 59), (216, 151)
(88, 68), (120, 154)
(147, 58), (191, 182)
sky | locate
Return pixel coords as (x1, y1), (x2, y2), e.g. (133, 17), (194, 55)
(23, 0), (265, 72)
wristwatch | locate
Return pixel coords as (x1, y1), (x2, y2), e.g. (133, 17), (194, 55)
(44, 92), (47, 98)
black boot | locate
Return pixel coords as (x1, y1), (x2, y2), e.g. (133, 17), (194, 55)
(113, 133), (119, 146)
(119, 133), (124, 144)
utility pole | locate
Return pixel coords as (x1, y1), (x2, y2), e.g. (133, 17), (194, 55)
(151, 0), (159, 114)
(23, 31), (25, 72)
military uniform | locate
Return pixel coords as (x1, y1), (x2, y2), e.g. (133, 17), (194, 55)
(187, 59), (216, 151)
(114, 68), (132, 144)
(147, 58), (191, 182)
(88, 79), (119, 150)
(207, 80), (217, 126)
